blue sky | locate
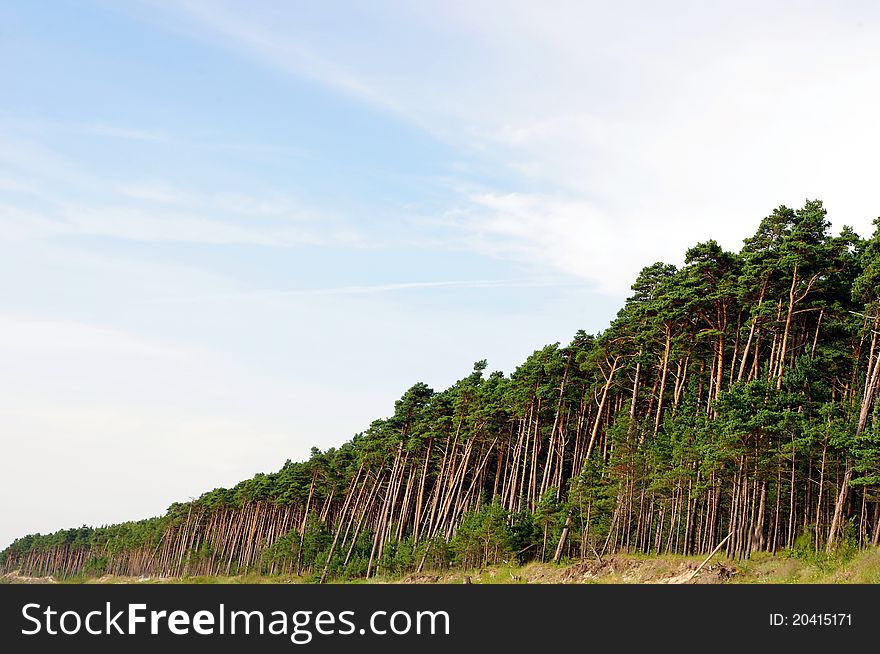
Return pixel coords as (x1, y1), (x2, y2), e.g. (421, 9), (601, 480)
(3, 0), (880, 548)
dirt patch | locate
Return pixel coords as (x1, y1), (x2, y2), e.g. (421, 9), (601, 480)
(1, 570), (57, 584)
(649, 562), (736, 584)
(694, 562), (736, 583)
(504, 555), (737, 584)
(518, 555), (665, 583)
(555, 556), (641, 583)
(400, 574), (440, 584)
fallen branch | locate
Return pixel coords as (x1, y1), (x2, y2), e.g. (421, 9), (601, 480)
(679, 532), (733, 584)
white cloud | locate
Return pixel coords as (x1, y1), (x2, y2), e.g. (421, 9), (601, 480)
(154, 0), (880, 286)
(0, 136), (346, 247)
(0, 202), (326, 247)
(447, 192), (650, 295)
(0, 176), (36, 193)
(297, 278), (570, 296)
(0, 204), (63, 242)
(57, 205), (325, 246)
(86, 124), (169, 142)
(118, 182), (320, 219)
(118, 182), (188, 204)
(138, 277), (577, 305)
(167, 0), (408, 120)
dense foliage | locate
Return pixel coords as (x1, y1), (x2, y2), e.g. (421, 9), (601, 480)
(4, 200), (880, 579)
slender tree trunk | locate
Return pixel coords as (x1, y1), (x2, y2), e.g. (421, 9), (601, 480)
(827, 465), (853, 553)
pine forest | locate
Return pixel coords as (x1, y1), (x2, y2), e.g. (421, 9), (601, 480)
(4, 199), (880, 582)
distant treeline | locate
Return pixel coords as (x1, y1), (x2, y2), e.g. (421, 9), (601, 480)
(4, 199), (880, 580)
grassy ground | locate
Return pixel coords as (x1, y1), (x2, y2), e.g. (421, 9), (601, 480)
(5, 549), (880, 584)
(734, 548), (880, 583)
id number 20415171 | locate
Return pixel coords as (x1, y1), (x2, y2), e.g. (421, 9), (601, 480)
(770, 613), (852, 627)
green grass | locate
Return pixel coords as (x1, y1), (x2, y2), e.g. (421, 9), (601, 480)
(9, 549), (880, 584)
(56, 572), (308, 585)
(733, 548), (880, 584)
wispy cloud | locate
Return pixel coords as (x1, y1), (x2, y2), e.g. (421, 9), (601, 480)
(0, 204), (65, 242)
(443, 192), (647, 295)
(291, 278), (574, 296)
(2, 199), (332, 248)
(166, 0), (409, 121)
(56, 204), (326, 246)
(0, 135), (362, 248)
(127, 277), (578, 307)
(0, 176), (37, 193)
(117, 182), (189, 204)
(149, 1), (880, 288)
(86, 124), (170, 142)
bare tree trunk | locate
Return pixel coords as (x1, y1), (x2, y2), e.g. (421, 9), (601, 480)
(826, 465), (853, 553)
